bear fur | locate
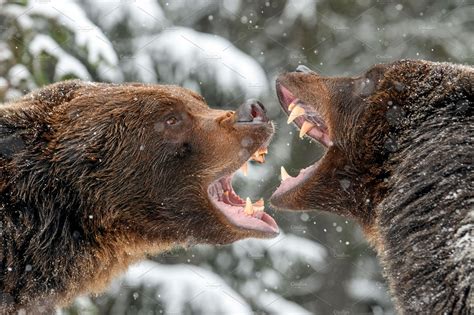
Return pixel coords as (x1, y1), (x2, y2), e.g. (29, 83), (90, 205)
(0, 80), (274, 314)
(272, 60), (473, 313)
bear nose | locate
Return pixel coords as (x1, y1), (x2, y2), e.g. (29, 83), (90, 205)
(295, 65), (313, 73)
(236, 99), (268, 123)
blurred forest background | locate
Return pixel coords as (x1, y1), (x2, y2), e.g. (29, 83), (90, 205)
(1, 0), (472, 314)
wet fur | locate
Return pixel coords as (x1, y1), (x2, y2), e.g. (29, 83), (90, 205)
(376, 62), (473, 312)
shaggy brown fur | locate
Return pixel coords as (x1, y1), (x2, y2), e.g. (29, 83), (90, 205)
(272, 60), (473, 313)
(0, 80), (274, 314)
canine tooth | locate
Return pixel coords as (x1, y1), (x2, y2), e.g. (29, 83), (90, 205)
(250, 147), (267, 163)
(240, 162), (248, 176)
(299, 121), (315, 139)
(258, 147), (268, 155)
(287, 105), (305, 124)
(253, 154), (265, 163)
(281, 166), (291, 181)
(244, 197), (254, 215)
(288, 101), (297, 111)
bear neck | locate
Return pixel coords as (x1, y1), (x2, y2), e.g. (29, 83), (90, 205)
(372, 91), (473, 312)
(0, 162), (172, 311)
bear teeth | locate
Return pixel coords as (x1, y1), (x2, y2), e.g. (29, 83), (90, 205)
(280, 166), (292, 181)
(241, 147), (268, 176)
(288, 98), (304, 111)
(251, 147), (267, 163)
(299, 121), (315, 139)
(244, 197), (254, 215)
(287, 105), (305, 123)
(244, 197), (265, 215)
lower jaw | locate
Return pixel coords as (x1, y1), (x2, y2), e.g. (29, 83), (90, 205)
(270, 160), (320, 209)
(208, 175), (279, 236)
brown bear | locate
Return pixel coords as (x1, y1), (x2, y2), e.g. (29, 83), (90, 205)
(0, 80), (278, 314)
(271, 60), (473, 314)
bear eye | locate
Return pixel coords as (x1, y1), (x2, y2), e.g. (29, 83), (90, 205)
(166, 116), (178, 126)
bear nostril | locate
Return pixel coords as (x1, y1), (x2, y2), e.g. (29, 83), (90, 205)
(236, 99), (268, 123)
(251, 107), (258, 118)
(255, 101), (265, 112)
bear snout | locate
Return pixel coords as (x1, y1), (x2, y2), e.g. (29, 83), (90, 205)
(235, 99), (269, 123)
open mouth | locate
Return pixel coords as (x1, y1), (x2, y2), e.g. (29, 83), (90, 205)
(277, 84), (332, 146)
(208, 147), (279, 236)
(272, 83), (333, 198)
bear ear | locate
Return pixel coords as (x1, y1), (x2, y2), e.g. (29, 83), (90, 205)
(31, 79), (86, 109)
(353, 64), (386, 98)
(0, 80), (87, 158)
